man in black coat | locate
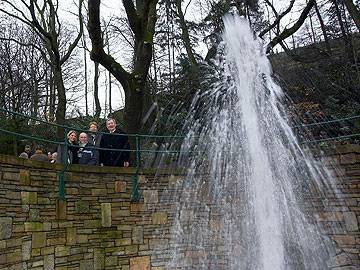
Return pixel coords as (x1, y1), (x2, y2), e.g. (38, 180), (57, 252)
(100, 118), (130, 167)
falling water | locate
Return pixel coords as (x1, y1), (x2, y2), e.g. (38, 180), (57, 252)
(166, 15), (334, 270)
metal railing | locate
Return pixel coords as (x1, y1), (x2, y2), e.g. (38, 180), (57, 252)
(1, 107), (359, 200)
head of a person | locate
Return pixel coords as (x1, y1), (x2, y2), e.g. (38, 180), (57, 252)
(35, 146), (44, 154)
(106, 118), (116, 132)
(51, 152), (58, 160)
(67, 130), (77, 144)
(79, 132), (88, 145)
(89, 121), (98, 133)
(24, 145), (31, 153)
(19, 152), (28, 159)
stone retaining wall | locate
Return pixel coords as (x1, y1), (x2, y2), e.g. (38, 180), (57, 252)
(0, 155), (181, 270)
(0, 144), (359, 270)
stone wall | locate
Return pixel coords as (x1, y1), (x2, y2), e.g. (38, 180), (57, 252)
(0, 144), (359, 270)
(312, 144), (360, 269)
(0, 155), (182, 270)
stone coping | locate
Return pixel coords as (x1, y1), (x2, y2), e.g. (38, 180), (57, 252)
(0, 154), (185, 175)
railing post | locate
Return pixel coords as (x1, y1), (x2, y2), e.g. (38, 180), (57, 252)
(131, 135), (140, 202)
(58, 128), (68, 200)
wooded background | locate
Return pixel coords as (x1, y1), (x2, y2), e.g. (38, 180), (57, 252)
(0, 0), (359, 147)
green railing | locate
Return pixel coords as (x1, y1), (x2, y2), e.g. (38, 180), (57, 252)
(0, 107), (185, 201)
(1, 107), (360, 200)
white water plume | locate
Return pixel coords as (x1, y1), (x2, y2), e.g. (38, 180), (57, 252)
(166, 15), (335, 270)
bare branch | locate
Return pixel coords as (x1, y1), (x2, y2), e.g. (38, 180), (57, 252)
(266, 0), (315, 53)
(60, 0), (84, 65)
(259, 0), (295, 38)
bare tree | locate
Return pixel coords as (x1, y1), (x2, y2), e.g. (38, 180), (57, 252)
(0, 0), (84, 138)
(88, 0), (158, 134)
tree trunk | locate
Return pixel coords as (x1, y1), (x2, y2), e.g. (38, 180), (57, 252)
(343, 0), (360, 32)
(88, 0), (158, 134)
(314, 1), (331, 53)
(83, 33), (89, 116)
(53, 65), (66, 139)
(94, 61), (101, 118)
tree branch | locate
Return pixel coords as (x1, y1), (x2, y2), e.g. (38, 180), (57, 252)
(122, 0), (141, 38)
(60, 0), (84, 65)
(259, 0), (295, 38)
(266, 0), (315, 53)
(88, 0), (131, 86)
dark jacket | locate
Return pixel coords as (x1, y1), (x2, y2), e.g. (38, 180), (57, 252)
(57, 142), (79, 164)
(88, 132), (102, 147)
(78, 143), (98, 165)
(30, 151), (49, 162)
(100, 129), (130, 167)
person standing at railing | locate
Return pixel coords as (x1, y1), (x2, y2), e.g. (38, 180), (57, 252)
(88, 121), (102, 147)
(30, 146), (49, 162)
(100, 118), (130, 167)
(77, 132), (98, 165)
(57, 130), (79, 164)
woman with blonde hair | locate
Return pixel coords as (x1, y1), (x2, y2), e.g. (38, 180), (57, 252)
(57, 130), (79, 164)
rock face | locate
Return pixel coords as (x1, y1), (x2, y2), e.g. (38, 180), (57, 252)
(0, 146), (359, 269)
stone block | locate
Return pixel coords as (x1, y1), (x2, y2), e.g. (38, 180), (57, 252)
(314, 212), (343, 222)
(38, 197), (50, 205)
(332, 235), (356, 246)
(32, 232), (46, 248)
(149, 239), (168, 250)
(169, 175), (184, 185)
(22, 240), (32, 260)
(92, 189), (107, 196)
(3, 172), (20, 181)
(116, 238), (132, 246)
(125, 245), (138, 255)
(44, 254), (54, 270)
(343, 212), (359, 232)
(105, 256), (118, 267)
(66, 228), (77, 245)
(130, 203), (146, 212)
(21, 192), (37, 204)
(29, 209), (40, 221)
(113, 209), (130, 219)
(130, 256), (150, 270)
(132, 227), (143, 244)
(19, 169), (30, 185)
(0, 254), (6, 264)
(138, 175), (146, 184)
(55, 246), (70, 257)
(0, 217), (12, 240)
(94, 248), (105, 270)
(24, 222), (43, 232)
(115, 181), (127, 193)
(80, 259), (94, 270)
(151, 212), (168, 225)
(84, 220), (101, 228)
(31, 248), (41, 256)
(75, 200), (90, 214)
(6, 250), (22, 264)
(41, 246), (54, 255)
(143, 190), (158, 204)
(56, 200), (67, 220)
(101, 203), (112, 227)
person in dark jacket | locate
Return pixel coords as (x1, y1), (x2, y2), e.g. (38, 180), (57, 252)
(77, 132), (98, 165)
(100, 118), (130, 167)
(30, 147), (49, 162)
(57, 130), (79, 164)
(88, 121), (102, 147)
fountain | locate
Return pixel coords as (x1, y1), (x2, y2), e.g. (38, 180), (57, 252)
(165, 15), (335, 270)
